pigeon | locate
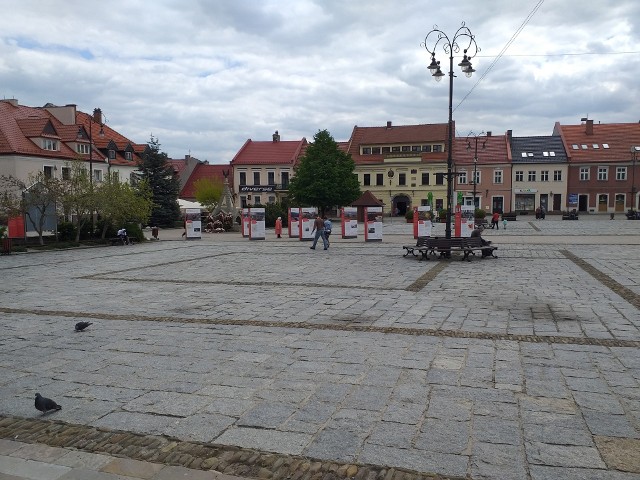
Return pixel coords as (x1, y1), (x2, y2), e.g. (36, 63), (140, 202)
(74, 321), (92, 332)
(34, 393), (61, 414)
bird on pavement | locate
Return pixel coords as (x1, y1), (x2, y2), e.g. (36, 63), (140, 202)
(34, 393), (61, 414)
(74, 321), (92, 332)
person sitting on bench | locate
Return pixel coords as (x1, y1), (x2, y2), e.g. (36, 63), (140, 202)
(117, 228), (129, 245)
(471, 226), (493, 257)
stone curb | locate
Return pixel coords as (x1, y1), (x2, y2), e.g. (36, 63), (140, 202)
(0, 416), (464, 480)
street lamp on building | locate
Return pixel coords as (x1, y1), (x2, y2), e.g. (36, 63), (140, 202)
(77, 108), (105, 187)
(632, 146), (640, 210)
(423, 23), (479, 239)
(466, 131), (486, 209)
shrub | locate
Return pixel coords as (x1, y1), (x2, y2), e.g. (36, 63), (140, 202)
(474, 208), (486, 219)
(57, 222), (77, 242)
(124, 223), (144, 243)
(405, 209), (414, 221)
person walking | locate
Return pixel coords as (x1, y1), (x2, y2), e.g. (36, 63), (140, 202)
(491, 211), (500, 230)
(275, 216), (283, 238)
(310, 215), (328, 250)
(502, 216), (507, 229)
(323, 216), (332, 246)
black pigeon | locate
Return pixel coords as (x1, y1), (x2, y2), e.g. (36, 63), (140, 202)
(74, 321), (92, 332)
(34, 393), (61, 413)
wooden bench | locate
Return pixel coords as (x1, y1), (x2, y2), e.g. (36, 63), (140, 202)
(110, 237), (134, 246)
(403, 237), (429, 259)
(421, 236), (497, 261)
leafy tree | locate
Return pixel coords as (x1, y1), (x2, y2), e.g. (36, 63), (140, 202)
(0, 172), (60, 245)
(194, 177), (223, 213)
(57, 160), (94, 242)
(288, 130), (360, 215)
(95, 173), (153, 239)
(138, 136), (180, 227)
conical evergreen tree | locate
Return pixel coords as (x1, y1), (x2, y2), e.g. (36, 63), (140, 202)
(138, 136), (180, 227)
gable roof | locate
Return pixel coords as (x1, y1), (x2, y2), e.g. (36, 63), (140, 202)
(230, 137), (307, 166)
(346, 122), (450, 165)
(510, 136), (567, 163)
(350, 190), (384, 206)
(180, 163), (232, 199)
(553, 120), (640, 163)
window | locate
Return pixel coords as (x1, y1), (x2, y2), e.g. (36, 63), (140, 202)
(254, 196), (261, 205)
(268, 196), (276, 203)
(458, 171), (467, 184)
(268, 172), (275, 185)
(411, 146), (420, 152)
(61, 166), (71, 180)
(281, 171), (289, 187)
(372, 147), (381, 154)
(603, 144), (610, 149)
(421, 172), (429, 185)
(592, 144), (599, 149)
(494, 170), (503, 184)
(112, 172), (119, 183)
(239, 172), (246, 185)
(376, 173), (384, 186)
(435, 173), (444, 185)
(93, 169), (103, 183)
(125, 151), (133, 161)
(391, 146), (400, 153)
(433, 145), (443, 152)
(253, 172), (260, 185)
(521, 152), (527, 158)
(579, 167), (589, 181)
(76, 144), (90, 154)
(363, 174), (371, 186)
(362, 147), (371, 154)
(422, 145), (432, 152)
(398, 173), (406, 186)
(473, 171), (481, 185)
(597, 167), (608, 181)
(616, 167), (627, 180)
(572, 144), (579, 150)
(43, 139), (58, 151)
(540, 171), (549, 182)
(581, 145), (588, 149)
(108, 150), (116, 159)
(515, 171), (523, 182)
(401, 146), (410, 152)
(382, 147), (390, 154)
(240, 196), (247, 208)
(528, 171), (536, 182)
(553, 170), (562, 181)
(43, 166), (54, 179)
(410, 169), (417, 174)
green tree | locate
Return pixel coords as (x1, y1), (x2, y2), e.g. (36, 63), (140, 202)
(138, 136), (180, 227)
(95, 173), (153, 239)
(57, 160), (94, 242)
(288, 130), (360, 215)
(0, 172), (60, 245)
(194, 177), (223, 213)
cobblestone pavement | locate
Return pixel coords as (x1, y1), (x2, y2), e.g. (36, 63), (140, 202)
(0, 218), (639, 480)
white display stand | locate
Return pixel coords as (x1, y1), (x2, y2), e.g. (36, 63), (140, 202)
(185, 208), (202, 239)
(414, 206), (432, 238)
(241, 208), (250, 237)
(341, 207), (358, 239)
(364, 206), (383, 242)
(289, 207), (300, 238)
(299, 207), (317, 241)
(249, 207), (266, 240)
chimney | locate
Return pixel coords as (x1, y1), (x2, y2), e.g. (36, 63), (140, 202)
(506, 130), (512, 142)
(272, 130), (280, 142)
(486, 131), (492, 137)
(585, 119), (594, 135)
(1, 98), (18, 107)
(386, 121), (392, 129)
(93, 108), (102, 124)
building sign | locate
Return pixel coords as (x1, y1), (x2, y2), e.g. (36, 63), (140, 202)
(568, 193), (578, 206)
(239, 185), (275, 193)
(514, 188), (538, 193)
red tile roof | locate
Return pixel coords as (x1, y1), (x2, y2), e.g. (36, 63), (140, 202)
(346, 122), (450, 164)
(180, 163), (232, 199)
(76, 111), (142, 166)
(230, 138), (307, 166)
(452, 134), (511, 165)
(554, 121), (640, 163)
(351, 190), (384, 206)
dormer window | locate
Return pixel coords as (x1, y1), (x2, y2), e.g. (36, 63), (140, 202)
(108, 150), (116, 159)
(77, 144), (90, 154)
(125, 151), (133, 161)
(602, 143), (610, 149)
(43, 139), (58, 151)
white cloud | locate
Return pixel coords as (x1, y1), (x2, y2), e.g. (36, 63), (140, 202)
(2, 0), (640, 161)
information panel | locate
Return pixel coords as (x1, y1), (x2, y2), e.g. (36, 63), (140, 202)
(288, 207), (300, 238)
(364, 206), (383, 242)
(185, 208), (202, 239)
(249, 207), (266, 240)
(299, 207), (316, 241)
(413, 206), (432, 238)
(455, 205), (475, 237)
(341, 207), (358, 239)
(241, 208), (250, 237)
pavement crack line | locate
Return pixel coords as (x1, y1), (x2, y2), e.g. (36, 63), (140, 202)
(1, 306), (638, 348)
(561, 249), (640, 309)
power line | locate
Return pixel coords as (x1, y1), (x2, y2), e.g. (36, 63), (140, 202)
(453, 0), (544, 113)
(476, 50), (640, 58)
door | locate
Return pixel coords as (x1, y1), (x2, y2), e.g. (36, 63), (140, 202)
(598, 194), (608, 212)
(615, 194), (625, 212)
(492, 197), (504, 213)
(552, 194), (561, 211)
(578, 195), (588, 212)
(540, 194), (548, 211)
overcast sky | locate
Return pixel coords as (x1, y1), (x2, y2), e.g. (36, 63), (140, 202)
(2, 0), (639, 163)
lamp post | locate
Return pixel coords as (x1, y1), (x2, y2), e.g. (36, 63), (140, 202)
(77, 109), (105, 236)
(632, 146), (640, 210)
(466, 131), (486, 209)
(423, 22), (479, 239)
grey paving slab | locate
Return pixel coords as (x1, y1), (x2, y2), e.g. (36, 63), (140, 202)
(1, 223), (639, 479)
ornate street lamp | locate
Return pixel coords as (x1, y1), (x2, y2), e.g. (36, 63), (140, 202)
(77, 108), (105, 187)
(632, 146), (640, 210)
(423, 23), (479, 239)
(466, 131), (486, 209)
